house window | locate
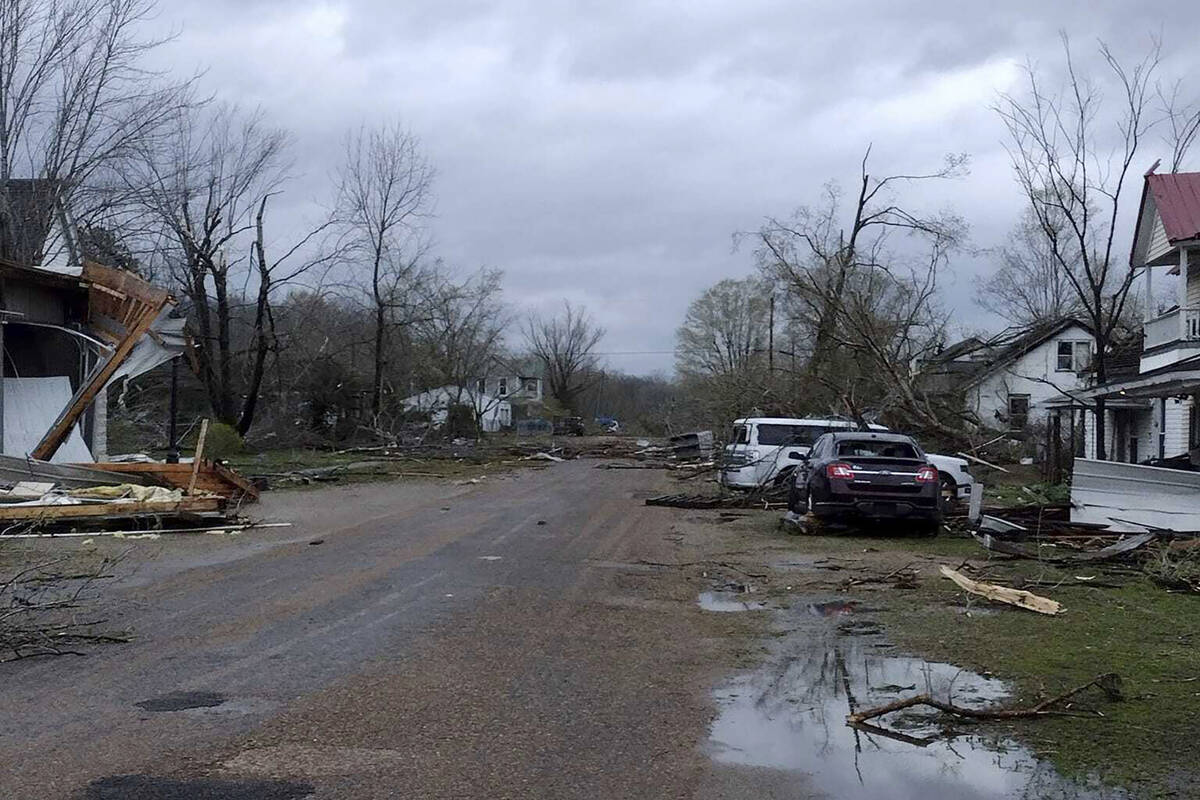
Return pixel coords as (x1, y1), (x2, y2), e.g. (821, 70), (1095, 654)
(498, 378), (508, 396)
(1057, 341), (1091, 372)
(1008, 394), (1030, 428)
(524, 378), (538, 392)
(476, 378), (486, 395)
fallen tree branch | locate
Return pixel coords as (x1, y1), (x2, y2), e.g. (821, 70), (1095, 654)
(940, 565), (1064, 615)
(847, 673), (1122, 725)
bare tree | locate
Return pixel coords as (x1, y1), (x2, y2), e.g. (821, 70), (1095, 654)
(976, 207), (1082, 326)
(335, 124), (435, 419)
(995, 35), (1167, 459)
(414, 267), (509, 430)
(754, 149), (967, 436)
(0, 0), (192, 253)
(675, 277), (772, 378)
(525, 301), (605, 413)
(130, 105), (333, 435)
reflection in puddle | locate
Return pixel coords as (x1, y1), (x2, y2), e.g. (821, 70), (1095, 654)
(707, 598), (1124, 799)
(698, 591), (766, 612)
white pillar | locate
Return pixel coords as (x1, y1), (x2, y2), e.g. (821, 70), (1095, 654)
(1180, 247), (1189, 340)
(1145, 265), (1154, 322)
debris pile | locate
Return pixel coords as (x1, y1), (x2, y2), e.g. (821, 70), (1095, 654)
(0, 452), (257, 535)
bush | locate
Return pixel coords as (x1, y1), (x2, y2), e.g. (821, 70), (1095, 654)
(201, 422), (244, 460)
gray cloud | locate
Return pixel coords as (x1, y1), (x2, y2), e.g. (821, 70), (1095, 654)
(151, 0), (1194, 373)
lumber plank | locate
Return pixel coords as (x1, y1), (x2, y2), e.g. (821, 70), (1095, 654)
(0, 497), (222, 522)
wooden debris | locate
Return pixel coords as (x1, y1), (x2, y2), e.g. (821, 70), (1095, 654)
(939, 565), (1063, 615)
(187, 419), (210, 495)
(955, 451), (1010, 473)
(847, 673), (1122, 725)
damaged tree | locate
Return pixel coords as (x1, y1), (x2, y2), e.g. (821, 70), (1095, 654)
(754, 148), (969, 438)
(130, 105), (335, 436)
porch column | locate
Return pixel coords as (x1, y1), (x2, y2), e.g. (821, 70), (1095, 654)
(1180, 247), (1190, 340)
(1143, 263), (1153, 321)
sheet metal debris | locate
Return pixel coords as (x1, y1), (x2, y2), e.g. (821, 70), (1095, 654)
(1071, 457), (1200, 533)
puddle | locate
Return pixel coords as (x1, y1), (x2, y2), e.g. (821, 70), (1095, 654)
(135, 690), (226, 712)
(706, 599), (1125, 799)
(698, 591), (766, 612)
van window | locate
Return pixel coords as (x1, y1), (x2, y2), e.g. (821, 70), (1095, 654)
(732, 425), (750, 444)
(756, 424), (828, 446)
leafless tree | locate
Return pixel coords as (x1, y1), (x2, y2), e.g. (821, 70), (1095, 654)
(0, 0), (192, 253)
(976, 207), (1082, 326)
(335, 123), (435, 419)
(754, 148), (968, 437)
(413, 267), (509, 430)
(995, 35), (1170, 459)
(130, 105), (334, 435)
(675, 277), (772, 378)
(524, 301), (605, 413)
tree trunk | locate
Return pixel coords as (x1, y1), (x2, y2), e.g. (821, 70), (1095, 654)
(372, 303), (386, 418)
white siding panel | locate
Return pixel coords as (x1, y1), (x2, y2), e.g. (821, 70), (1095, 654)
(1149, 215), (1171, 262)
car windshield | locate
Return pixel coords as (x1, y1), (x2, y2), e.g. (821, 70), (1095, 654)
(756, 424), (827, 446)
(836, 440), (919, 459)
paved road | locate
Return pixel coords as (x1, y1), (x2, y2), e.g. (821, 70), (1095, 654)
(1, 462), (737, 800)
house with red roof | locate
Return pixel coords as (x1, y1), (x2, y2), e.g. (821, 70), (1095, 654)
(1078, 166), (1200, 462)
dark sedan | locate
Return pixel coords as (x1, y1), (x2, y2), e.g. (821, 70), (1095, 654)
(788, 431), (942, 534)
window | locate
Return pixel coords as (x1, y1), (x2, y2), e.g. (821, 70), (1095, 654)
(1056, 341), (1091, 372)
(524, 378), (538, 392)
(475, 378), (486, 395)
(498, 378), (508, 396)
(733, 425), (750, 444)
(836, 440), (919, 459)
(1008, 394), (1030, 428)
(756, 424), (829, 446)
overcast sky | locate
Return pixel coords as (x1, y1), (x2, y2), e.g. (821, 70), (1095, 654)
(150, 1), (1191, 375)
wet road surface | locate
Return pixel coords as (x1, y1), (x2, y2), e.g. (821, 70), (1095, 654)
(1, 463), (728, 799)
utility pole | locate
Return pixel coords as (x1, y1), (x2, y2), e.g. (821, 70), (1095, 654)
(768, 294), (775, 374)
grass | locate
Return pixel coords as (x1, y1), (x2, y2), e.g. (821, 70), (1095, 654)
(845, 538), (1196, 796)
(760, 514), (1199, 795)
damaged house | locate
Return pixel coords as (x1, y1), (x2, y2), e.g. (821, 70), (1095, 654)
(922, 318), (1096, 433)
(0, 180), (251, 523)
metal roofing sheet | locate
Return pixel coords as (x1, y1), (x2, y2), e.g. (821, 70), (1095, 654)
(1070, 457), (1200, 532)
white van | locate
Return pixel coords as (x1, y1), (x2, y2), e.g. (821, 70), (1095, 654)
(719, 416), (973, 502)
(719, 417), (882, 489)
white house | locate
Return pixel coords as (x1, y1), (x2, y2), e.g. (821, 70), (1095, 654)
(928, 319), (1096, 431)
(1077, 167), (1200, 463)
(402, 386), (512, 433)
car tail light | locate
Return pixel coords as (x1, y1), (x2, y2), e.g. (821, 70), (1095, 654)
(826, 462), (855, 479)
(916, 466), (938, 483)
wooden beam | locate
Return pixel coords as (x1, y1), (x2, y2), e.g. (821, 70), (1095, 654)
(187, 419), (209, 495)
(31, 296), (169, 461)
(0, 496), (222, 522)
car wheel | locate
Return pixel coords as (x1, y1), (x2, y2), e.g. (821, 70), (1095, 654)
(939, 473), (959, 512)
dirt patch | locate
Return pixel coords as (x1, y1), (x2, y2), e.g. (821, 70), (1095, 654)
(77, 775), (313, 799)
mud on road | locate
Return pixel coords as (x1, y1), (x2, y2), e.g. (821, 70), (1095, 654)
(0, 462), (1132, 799)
